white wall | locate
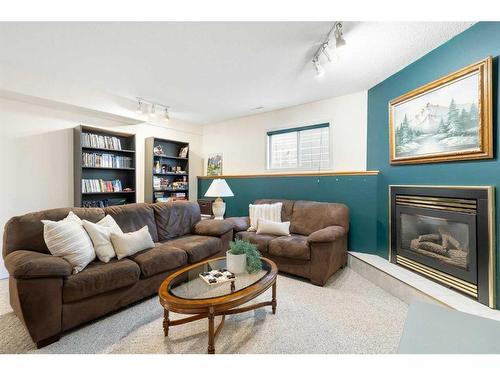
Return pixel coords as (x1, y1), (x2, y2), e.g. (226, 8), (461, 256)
(0, 98), (203, 279)
(202, 91), (368, 174)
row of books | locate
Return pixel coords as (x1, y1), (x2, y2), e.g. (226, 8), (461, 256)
(82, 152), (133, 168)
(82, 198), (128, 208)
(82, 179), (123, 193)
(153, 177), (188, 191)
(81, 132), (123, 150)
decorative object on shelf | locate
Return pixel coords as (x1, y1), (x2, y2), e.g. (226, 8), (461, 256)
(178, 146), (189, 158)
(227, 239), (262, 274)
(153, 145), (164, 156)
(154, 160), (161, 173)
(161, 164), (167, 173)
(199, 269), (236, 285)
(389, 57), (493, 164)
(207, 153), (223, 176)
(204, 179), (234, 220)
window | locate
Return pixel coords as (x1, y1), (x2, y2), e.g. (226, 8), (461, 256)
(267, 123), (330, 170)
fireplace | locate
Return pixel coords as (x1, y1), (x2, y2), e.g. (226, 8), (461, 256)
(390, 185), (495, 308)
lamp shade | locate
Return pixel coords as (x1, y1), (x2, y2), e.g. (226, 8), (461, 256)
(204, 179), (234, 198)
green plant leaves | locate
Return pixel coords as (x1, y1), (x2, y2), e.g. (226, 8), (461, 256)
(229, 239), (263, 273)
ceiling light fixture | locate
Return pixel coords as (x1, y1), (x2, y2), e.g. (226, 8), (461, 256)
(311, 21), (346, 78)
(135, 99), (143, 114)
(334, 22), (346, 48)
(136, 98), (171, 121)
(313, 57), (325, 77)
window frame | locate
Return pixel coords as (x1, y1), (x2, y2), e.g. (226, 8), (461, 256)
(266, 122), (332, 171)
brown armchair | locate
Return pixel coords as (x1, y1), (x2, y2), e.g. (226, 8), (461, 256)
(228, 199), (349, 286)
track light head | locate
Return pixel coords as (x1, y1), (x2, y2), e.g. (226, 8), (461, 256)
(321, 43), (332, 62)
(334, 22), (346, 48)
(136, 100), (143, 114)
(312, 58), (325, 77)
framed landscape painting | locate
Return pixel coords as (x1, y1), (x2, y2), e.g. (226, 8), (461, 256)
(389, 57), (492, 164)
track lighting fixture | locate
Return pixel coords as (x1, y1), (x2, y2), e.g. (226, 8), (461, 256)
(135, 98), (171, 121)
(312, 58), (325, 77)
(311, 21), (346, 78)
(334, 22), (346, 48)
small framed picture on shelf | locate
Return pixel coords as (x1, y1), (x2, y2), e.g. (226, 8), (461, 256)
(207, 153), (223, 176)
(178, 146), (189, 158)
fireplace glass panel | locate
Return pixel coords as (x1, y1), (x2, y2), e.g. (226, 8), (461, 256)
(400, 213), (470, 271)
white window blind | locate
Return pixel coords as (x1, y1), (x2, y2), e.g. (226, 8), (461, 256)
(267, 123), (330, 170)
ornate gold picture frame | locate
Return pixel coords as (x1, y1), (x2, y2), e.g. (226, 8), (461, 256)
(389, 57), (493, 165)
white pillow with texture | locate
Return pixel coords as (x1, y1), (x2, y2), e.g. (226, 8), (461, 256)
(42, 211), (96, 274)
(256, 218), (291, 236)
(82, 215), (123, 263)
(110, 226), (155, 260)
(248, 202), (282, 232)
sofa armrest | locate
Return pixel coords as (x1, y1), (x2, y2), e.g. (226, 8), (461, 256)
(226, 216), (250, 232)
(4, 250), (72, 279)
(307, 225), (346, 243)
(194, 219), (234, 237)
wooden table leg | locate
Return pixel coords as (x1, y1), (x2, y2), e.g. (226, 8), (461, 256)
(163, 309), (170, 336)
(272, 279), (277, 314)
(208, 306), (215, 354)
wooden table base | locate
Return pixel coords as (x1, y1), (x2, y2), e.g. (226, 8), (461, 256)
(163, 279), (277, 354)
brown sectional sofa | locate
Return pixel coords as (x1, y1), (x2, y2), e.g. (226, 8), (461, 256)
(228, 199), (349, 286)
(2, 201), (233, 348)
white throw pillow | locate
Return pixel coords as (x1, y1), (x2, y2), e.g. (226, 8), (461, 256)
(256, 218), (291, 236)
(248, 202), (282, 231)
(42, 211), (96, 274)
(82, 215), (123, 263)
(110, 226), (155, 260)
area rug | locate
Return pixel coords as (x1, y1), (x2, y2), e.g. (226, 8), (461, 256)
(0, 268), (408, 354)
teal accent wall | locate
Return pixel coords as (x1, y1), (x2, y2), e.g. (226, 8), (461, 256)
(367, 22), (500, 304)
(198, 174), (378, 252)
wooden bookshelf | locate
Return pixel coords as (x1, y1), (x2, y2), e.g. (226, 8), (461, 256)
(145, 137), (189, 203)
(74, 125), (137, 207)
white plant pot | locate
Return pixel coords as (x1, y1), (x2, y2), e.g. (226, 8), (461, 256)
(226, 250), (247, 274)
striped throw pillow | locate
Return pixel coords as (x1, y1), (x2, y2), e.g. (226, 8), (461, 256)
(248, 202), (282, 232)
(42, 211), (96, 274)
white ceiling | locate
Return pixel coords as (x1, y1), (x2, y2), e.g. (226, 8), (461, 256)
(0, 22), (473, 124)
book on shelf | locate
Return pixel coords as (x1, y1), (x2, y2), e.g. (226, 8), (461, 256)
(81, 132), (123, 150)
(82, 152), (133, 168)
(82, 178), (124, 193)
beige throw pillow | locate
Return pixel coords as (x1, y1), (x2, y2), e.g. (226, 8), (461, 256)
(110, 226), (155, 260)
(248, 202), (282, 231)
(256, 218), (291, 236)
(82, 215), (123, 263)
(42, 211), (96, 274)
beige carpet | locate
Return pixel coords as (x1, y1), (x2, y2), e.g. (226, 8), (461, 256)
(0, 268), (408, 354)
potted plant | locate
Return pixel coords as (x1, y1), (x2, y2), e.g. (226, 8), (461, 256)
(227, 240), (263, 274)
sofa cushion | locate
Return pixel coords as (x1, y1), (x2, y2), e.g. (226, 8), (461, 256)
(105, 203), (158, 242)
(63, 259), (140, 303)
(166, 235), (222, 263)
(152, 201), (201, 241)
(235, 231), (278, 253)
(290, 200), (349, 236)
(128, 243), (188, 278)
(255, 199), (295, 222)
(3, 207), (105, 257)
(269, 234), (310, 260)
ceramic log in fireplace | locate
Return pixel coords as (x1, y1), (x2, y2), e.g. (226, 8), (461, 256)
(390, 185), (495, 308)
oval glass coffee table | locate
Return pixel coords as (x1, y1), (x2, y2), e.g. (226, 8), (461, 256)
(159, 256), (277, 354)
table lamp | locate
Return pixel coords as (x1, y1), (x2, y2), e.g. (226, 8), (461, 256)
(204, 179), (234, 220)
